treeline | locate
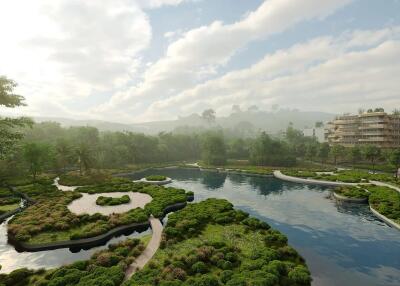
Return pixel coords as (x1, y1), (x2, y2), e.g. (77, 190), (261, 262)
(2, 121), (400, 180)
(0, 121), (301, 179)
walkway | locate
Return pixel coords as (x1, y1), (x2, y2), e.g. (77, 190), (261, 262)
(125, 216), (163, 280)
(273, 170), (356, 187)
(370, 180), (400, 194)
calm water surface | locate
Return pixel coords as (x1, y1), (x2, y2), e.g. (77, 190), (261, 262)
(0, 168), (399, 286)
(128, 168), (400, 286)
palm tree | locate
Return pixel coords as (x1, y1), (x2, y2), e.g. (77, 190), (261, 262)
(56, 139), (71, 173)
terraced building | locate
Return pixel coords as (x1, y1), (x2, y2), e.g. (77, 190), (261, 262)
(325, 111), (400, 148)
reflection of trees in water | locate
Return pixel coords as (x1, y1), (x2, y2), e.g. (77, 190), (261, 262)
(227, 174), (247, 185)
(124, 168), (203, 181)
(200, 171), (227, 190)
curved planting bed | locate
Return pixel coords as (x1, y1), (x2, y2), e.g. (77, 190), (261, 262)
(0, 238), (147, 285)
(135, 175), (172, 185)
(333, 186), (369, 203)
(127, 198), (311, 286)
(7, 179), (193, 251)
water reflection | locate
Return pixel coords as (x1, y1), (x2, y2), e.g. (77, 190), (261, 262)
(124, 168), (400, 286)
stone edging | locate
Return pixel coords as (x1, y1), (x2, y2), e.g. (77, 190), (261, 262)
(134, 177), (172, 185)
(332, 192), (368, 204)
(369, 205), (400, 230)
(7, 201), (190, 252)
(273, 170), (355, 186)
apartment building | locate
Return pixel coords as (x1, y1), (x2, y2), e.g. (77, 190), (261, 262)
(325, 111), (400, 148)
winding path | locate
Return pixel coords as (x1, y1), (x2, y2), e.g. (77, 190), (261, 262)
(125, 216), (163, 279)
(273, 170), (356, 187)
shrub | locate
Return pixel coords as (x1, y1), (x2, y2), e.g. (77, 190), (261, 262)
(145, 175), (167, 181)
(191, 262), (208, 274)
(96, 195), (131, 206)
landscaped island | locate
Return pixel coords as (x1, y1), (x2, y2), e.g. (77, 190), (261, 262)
(127, 198), (311, 286)
(0, 199), (311, 286)
(145, 175), (167, 182)
(7, 178), (192, 246)
(96, 195), (131, 206)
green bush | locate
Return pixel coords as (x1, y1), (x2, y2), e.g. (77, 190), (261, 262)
(367, 185), (400, 224)
(334, 186), (369, 199)
(96, 195), (130, 206)
(145, 175), (167, 181)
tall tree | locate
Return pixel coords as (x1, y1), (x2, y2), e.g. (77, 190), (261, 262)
(201, 132), (226, 165)
(389, 149), (400, 179)
(76, 142), (93, 175)
(201, 109), (216, 125)
(56, 138), (72, 173)
(330, 145), (345, 165)
(317, 143), (330, 163)
(349, 146), (362, 166)
(0, 76), (32, 158)
(23, 143), (48, 180)
(364, 145), (381, 173)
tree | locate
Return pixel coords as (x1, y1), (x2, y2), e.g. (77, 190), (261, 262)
(305, 144), (318, 161)
(201, 109), (216, 125)
(56, 138), (72, 173)
(317, 143), (330, 163)
(364, 145), (381, 172)
(315, 121), (324, 128)
(201, 132), (226, 166)
(374, 107), (384, 112)
(76, 142), (93, 175)
(389, 149), (400, 179)
(0, 76), (32, 159)
(349, 146), (362, 166)
(330, 145), (345, 165)
(23, 143), (48, 180)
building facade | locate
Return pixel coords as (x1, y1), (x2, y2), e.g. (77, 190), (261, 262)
(325, 111), (400, 148)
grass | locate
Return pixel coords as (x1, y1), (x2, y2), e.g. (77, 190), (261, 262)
(0, 203), (20, 214)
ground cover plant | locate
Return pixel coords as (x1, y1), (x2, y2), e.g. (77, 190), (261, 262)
(0, 238), (146, 286)
(58, 172), (111, 186)
(96, 195), (131, 206)
(283, 169), (399, 185)
(126, 198), (311, 286)
(8, 180), (192, 244)
(334, 186), (369, 199)
(366, 185), (400, 224)
(145, 175), (167, 181)
(0, 187), (20, 215)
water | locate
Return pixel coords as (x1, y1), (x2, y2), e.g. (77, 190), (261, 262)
(0, 168), (399, 286)
(0, 219), (151, 273)
(127, 168), (400, 286)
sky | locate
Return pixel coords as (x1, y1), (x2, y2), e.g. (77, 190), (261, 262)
(0, 0), (399, 123)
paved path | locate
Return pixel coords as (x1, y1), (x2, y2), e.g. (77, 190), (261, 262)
(125, 217), (163, 280)
(273, 170), (356, 187)
(370, 181), (400, 194)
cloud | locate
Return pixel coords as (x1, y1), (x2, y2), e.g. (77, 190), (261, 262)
(0, 0), (153, 118)
(146, 26), (400, 118)
(96, 0), (353, 120)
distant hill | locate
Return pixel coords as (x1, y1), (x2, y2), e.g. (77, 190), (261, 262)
(35, 109), (335, 135)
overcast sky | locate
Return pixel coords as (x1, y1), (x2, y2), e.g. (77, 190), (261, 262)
(1, 0), (399, 123)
